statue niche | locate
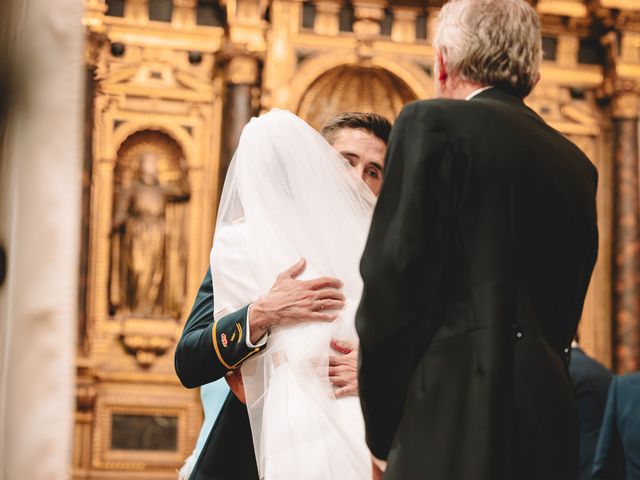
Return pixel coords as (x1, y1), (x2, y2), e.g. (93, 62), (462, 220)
(109, 130), (190, 320)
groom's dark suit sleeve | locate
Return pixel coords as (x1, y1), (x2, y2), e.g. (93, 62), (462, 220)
(356, 101), (461, 460)
(175, 268), (264, 388)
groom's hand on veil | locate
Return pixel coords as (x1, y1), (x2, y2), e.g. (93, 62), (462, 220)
(248, 258), (345, 344)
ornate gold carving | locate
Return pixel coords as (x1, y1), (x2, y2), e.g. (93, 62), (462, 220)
(172, 0), (197, 29)
(77, 0), (640, 476)
(225, 0), (269, 51)
(226, 55), (260, 85)
(557, 35), (579, 67)
(84, 30), (109, 69)
(284, 51), (432, 116)
(124, 0), (149, 24)
(77, 385), (98, 412)
(527, 84), (602, 137)
(83, 0), (107, 30)
(91, 386), (200, 472)
(352, 0), (386, 38)
(601, 0), (640, 11)
(613, 90), (640, 119)
(536, 0), (588, 18)
(314, 0), (342, 36)
(262, 0), (298, 110)
(297, 64), (416, 130)
(78, 2), (223, 476)
(540, 62), (604, 88)
(120, 331), (178, 368)
(618, 63), (640, 79)
(109, 131), (190, 320)
(426, 9), (438, 44)
(391, 7), (420, 44)
(621, 31), (640, 64)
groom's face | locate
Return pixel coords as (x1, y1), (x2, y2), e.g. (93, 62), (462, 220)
(329, 128), (387, 196)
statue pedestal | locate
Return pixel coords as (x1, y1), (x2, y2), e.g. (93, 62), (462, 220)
(118, 316), (182, 368)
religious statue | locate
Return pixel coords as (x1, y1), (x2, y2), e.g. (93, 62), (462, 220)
(110, 152), (190, 318)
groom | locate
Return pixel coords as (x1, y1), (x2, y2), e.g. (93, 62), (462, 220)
(356, 1), (599, 479)
(175, 111), (391, 480)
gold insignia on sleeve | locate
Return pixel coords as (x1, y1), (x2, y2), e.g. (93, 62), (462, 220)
(235, 322), (243, 342)
(212, 320), (234, 370)
(211, 319), (258, 371)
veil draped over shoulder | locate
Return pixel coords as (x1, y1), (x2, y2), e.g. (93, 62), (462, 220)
(210, 110), (374, 479)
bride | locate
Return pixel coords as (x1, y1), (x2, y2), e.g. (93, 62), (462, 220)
(210, 109), (374, 479)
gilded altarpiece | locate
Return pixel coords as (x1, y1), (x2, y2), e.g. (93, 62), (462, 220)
(77, 2), (226, 477)
(76, 0), (639, 478)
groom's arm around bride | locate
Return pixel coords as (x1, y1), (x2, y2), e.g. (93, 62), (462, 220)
(175, 257), (343, 390)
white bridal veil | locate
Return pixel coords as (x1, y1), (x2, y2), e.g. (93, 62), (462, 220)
(210, 110), (374, 479)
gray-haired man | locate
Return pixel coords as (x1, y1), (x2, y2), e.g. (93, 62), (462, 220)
(356, 1), (599, 479)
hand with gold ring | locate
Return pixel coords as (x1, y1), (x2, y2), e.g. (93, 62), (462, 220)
(248, 258), (345, 344)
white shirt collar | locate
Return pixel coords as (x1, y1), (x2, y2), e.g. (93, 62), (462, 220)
(465, 86), (493, 101)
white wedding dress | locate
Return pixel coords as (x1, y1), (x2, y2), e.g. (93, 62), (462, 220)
(210, 110), (374, 480)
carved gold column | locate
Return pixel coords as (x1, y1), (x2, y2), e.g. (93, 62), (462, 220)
(220, 0), (266, 187)
(262, 0), (297, 110)
(391, 7), (419, 44)
(124, 0), (148, 22)
(83, 0), (107, 29)
(220, 55), (260, 188)
(172, 0), (197, 28)
(426, 8), (438, 45)
(315, 0), (342, 36)
(352, 0), (385, 38)
(556, 35), (579, 68)
(612, 86), (640, 373)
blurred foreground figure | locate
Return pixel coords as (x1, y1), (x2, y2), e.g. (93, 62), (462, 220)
(0, 0), (84, 477)
(356, 1), (599, 479)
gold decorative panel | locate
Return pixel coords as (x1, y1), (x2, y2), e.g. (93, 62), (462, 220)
(91, 384), (200, 473)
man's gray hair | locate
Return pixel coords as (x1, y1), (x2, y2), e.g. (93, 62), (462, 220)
(434, 0), (543, 98)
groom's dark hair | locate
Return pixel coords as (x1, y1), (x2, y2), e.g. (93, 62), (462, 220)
(320, 112), (392, 146)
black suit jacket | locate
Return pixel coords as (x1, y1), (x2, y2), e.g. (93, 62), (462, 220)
(569, 347), (613, 480)
(175, 269), (259, 480)
(592, 372), (640, 480)
(356, 88), (599, 480)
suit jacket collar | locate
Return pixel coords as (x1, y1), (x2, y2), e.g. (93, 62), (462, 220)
(471, 87), (526, 106)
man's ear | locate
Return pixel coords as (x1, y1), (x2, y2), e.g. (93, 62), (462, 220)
(533, 71), (541, 89)
(436, 50), (448, 86)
